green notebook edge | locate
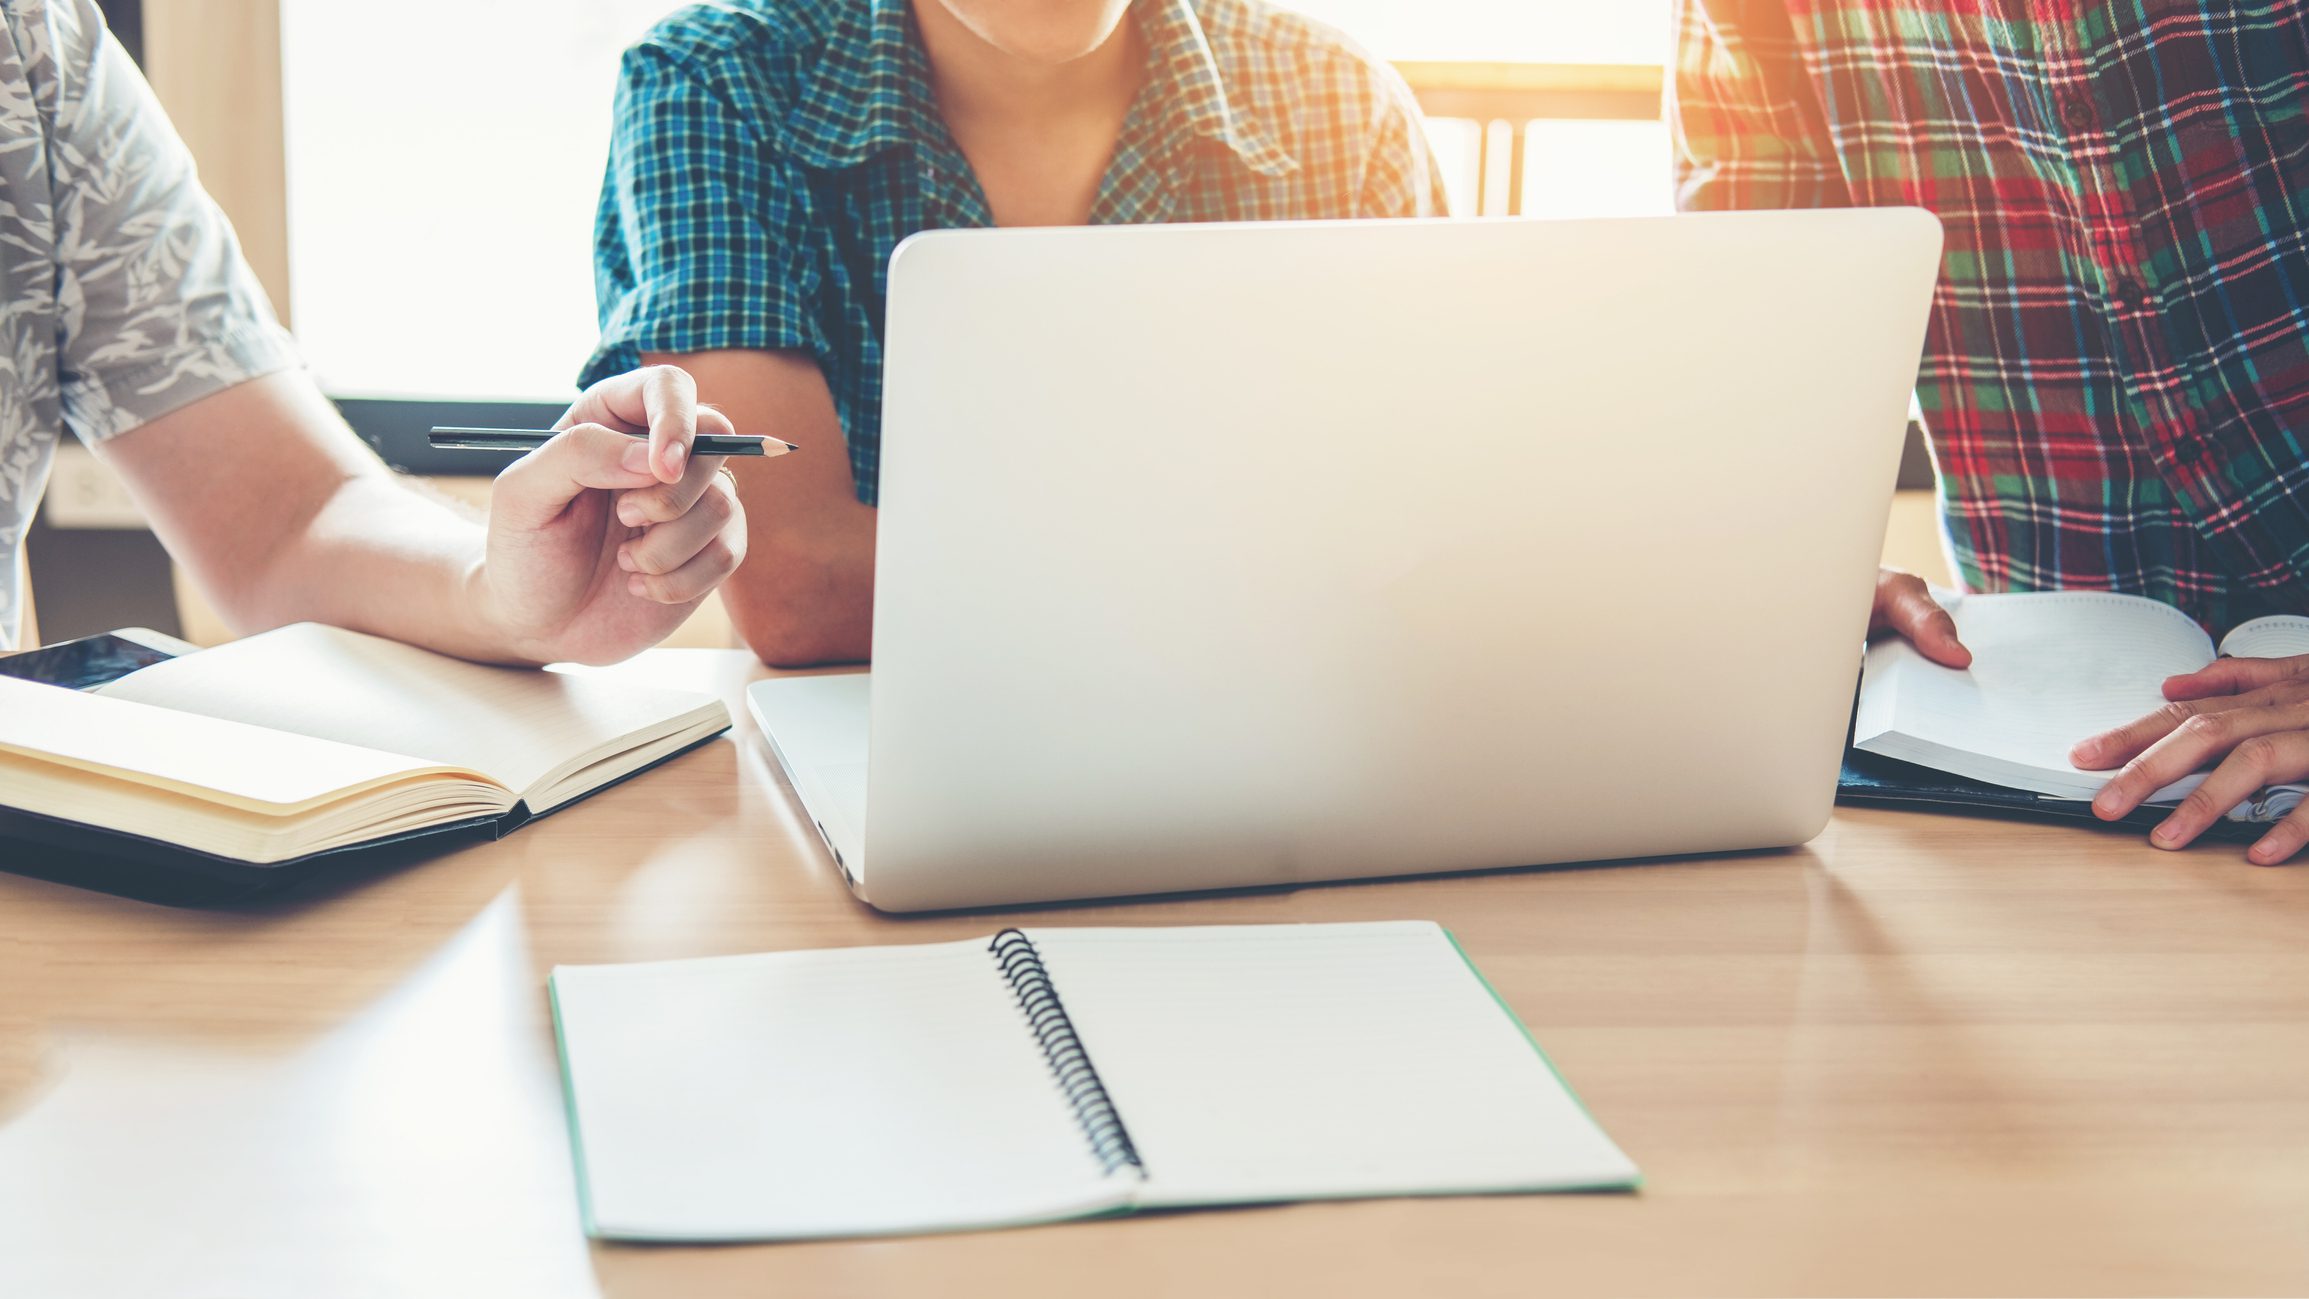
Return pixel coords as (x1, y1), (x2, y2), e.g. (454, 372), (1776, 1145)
(546, 970), (603, 1239)
(1440, 926), (1644, 1194)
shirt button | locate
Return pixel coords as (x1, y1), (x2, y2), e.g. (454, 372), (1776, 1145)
(2060, 92), (2097, 131)
(2112, 275), (2150, 308)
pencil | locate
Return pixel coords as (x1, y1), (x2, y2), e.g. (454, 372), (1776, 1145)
(427, 427), (795, 457)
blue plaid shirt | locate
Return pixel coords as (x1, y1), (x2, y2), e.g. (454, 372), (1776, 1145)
(583, 0), (1443, 504)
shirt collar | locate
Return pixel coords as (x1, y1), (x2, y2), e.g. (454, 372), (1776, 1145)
(1135, 0), (1297, 178)
(783, 0), (1299, 179)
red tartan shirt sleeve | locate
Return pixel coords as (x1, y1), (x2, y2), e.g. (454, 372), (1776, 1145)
(1669, 0), (1850, 212)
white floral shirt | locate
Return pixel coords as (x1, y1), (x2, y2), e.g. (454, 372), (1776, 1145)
(0, 0), (297, 650)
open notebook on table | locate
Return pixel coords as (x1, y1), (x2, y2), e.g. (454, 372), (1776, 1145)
(549, 920), (1639, 1242)
(0, 623), (728, 898)
(1843, 591), (2309, 833)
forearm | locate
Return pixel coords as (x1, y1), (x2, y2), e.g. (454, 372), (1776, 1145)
(100, 372), (524, 662)
(238, 470), (523, 662)
(718, 479), (875, 666)
(643, 349), (870, 667)
(99, 361), (741, 666)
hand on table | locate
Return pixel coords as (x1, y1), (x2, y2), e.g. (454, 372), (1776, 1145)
(477, 365), (749, 665)
(2072, 654), (2309, 864)
(1869, 568), (1972, 667)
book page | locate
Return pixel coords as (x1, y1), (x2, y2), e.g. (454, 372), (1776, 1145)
(0, 748), (505, 862)
(97, 624), (722, 801)
(0, 675), (462, 814)
(2217, 615), (2309, 661)
(1025, 922), (1638, 1208)
(1856, 592), (2216, 799)
(549, 938), (1130, 1242)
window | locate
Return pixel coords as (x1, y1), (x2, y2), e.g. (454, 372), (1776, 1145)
(277, 2), (1672, 406)
(1285, 1), (1663, 63)
(280, 1), (674, 403)
(1288, 4), (1673, 220)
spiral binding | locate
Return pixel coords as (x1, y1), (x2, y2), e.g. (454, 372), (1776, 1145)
(989, 928), (1146, 1178)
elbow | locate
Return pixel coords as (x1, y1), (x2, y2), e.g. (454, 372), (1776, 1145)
(744, 625), (865, 671)
(725, 581), (870, 670)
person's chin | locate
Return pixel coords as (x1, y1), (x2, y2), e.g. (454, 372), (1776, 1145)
(990, 33), (1111, 64)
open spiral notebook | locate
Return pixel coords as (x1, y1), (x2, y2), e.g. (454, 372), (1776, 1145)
(548, 921), (1639, 1242)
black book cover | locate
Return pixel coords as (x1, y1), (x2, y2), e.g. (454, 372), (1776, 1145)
(0, 729), (728, 906)
(1836, 748), (2261, 843)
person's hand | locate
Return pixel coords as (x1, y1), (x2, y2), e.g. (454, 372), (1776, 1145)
(476, 365), (748, 665)
(1869, 568), (1972, 667)
(2071, 654), (2309, 864)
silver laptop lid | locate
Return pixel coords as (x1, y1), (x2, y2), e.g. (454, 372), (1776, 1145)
(862, 212), (1942, 911)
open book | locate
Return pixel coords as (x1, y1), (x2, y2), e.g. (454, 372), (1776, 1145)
(0, 623), (728, 869)
(549, 921), (1640, 1242)
(1854, 591), (2309, 818)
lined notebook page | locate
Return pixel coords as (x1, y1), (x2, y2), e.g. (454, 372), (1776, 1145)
(550, 939), (1128, 1241)
(1859, 592), (2215, 796)
(1025, 922), (1638, 1207)
(2218, 615), (2309, 660)
(99, 624), (719, 803)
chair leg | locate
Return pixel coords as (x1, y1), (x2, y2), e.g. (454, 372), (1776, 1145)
(1506, 121), (1528, 218)
(1475, 121), (1493, 216)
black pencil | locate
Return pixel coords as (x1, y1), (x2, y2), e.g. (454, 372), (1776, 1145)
(428, 427), (794, 457)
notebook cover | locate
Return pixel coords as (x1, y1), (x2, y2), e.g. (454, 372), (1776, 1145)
(1836, 748), (2262, 843)
(0, 727), (729, 906)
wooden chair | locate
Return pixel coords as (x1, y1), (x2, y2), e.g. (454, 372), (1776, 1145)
(1394, 62), (1664, 216)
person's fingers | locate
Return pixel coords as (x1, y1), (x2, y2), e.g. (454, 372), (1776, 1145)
(614, 448), (729, 529)
(638, 364), (698, 485)
(491, 423), (663, 530)
(1871, 570), (1971, 668)
(2246, 799), (2309, 866)
(2088, 703), (2309, 820)
(2164, 654), (2309, 701)
(556, 365), (723, 485)
(2074, 680), (2309, 768)
(2145, 744), (2283, 850)
(616, 475), (737, 577)
(624, 515), (746, 605)
(554, 381), (641, 433)
(2072, 693), (2253, 770)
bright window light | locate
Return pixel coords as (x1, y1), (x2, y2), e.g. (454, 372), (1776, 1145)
(278, 2), (1671, 403)
(1286, 0), (1666, 63)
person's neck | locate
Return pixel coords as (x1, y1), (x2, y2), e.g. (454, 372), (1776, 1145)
(911, 1), (1145, 131)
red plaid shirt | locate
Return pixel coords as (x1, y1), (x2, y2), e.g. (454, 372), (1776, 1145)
(1673, 0), (2309, 631)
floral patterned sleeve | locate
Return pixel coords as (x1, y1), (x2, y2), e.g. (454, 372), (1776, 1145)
(0, 0), (302, 647)
(17, 0), (299, 444)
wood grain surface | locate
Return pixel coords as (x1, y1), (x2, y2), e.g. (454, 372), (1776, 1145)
(1, 650), (2302, 1298)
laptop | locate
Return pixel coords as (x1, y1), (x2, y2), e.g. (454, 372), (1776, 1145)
(750, 211), (1944, 912)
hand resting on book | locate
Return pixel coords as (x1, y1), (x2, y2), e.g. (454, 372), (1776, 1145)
(2073, 653), (2309, 864)
(1869, 569), (1973, 669)
(1865, 582), (2309, 864)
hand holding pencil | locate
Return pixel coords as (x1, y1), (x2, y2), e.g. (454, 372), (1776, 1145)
(451, 365), (792, 665)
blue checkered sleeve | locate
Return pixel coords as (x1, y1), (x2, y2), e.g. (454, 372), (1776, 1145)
(582, 43), (828, 388)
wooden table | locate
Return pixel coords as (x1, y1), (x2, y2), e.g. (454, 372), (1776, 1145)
(2, 650), (2304, 1299)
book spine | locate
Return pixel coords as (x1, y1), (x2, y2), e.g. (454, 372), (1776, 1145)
(989, 929), (1145, 1178)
